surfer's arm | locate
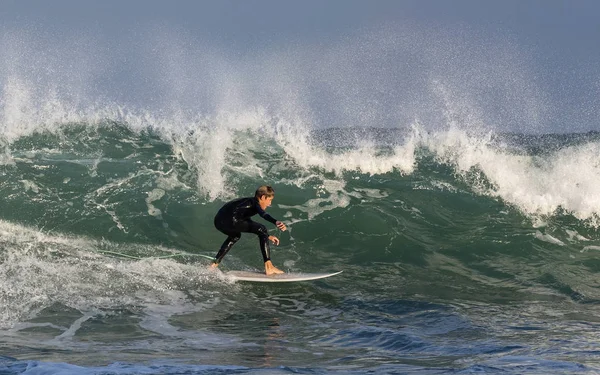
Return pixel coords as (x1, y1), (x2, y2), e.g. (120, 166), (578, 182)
(262, 214), (286, 231)
(258, 210), (277, 224)
(262, 213), (286, 231)
(254, 201), (278, 224)
(252, 197), (286, 230)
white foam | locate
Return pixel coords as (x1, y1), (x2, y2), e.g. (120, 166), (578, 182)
(534, 230), (565, 246)
(146, 188), (165, 218)
(424, 128), (600, 223)
(278, 123), (418, 177)
(155, 171), (191, 191)
(19, 179), (40, 193)
(582, 245), (600, 253)
(353, 188), (389, 199)
(0, 220), (227, 329)
(566, 229), (590, 242)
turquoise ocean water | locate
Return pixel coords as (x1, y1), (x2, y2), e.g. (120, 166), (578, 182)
(0, 117), (599, 374)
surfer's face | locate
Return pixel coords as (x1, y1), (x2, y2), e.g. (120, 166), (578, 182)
(258, 195), (274, 209)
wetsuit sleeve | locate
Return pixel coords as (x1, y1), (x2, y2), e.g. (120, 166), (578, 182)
(255, 201), (278, 225)
(261, 212), (278, 225)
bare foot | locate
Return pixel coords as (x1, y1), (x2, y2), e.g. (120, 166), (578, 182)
(265, 260), (284, 275)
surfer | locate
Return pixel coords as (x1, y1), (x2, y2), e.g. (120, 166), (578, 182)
(211, 185), (287, 275)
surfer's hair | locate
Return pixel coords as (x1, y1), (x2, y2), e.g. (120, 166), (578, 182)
(255, 185), (275, 199)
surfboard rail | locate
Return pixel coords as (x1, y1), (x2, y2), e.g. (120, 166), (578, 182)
(225, 270), (342, 282)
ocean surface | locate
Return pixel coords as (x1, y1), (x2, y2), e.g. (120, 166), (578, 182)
(0, 117), (599, 374)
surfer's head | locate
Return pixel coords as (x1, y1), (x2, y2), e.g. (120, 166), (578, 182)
(256, 185), (275, 209)
(255, 185), (275, 199)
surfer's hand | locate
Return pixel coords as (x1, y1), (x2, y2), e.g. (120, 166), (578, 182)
(268, 235), (280, 245)
(276, 221), (287, 231)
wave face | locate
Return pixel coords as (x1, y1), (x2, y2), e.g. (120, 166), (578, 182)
(0, 117), (599, 374)
(1, 23), (600, 375)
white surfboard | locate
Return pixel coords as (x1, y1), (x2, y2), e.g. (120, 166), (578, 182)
(225, 270), (342, 282)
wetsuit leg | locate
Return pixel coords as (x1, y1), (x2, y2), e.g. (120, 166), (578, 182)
(241, 220), (271, 262)
(213, 216), (241, 264)
(214, 217), (271, 263)
(214, 234), (241, 264)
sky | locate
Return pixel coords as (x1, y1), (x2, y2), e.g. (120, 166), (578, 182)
(2, 0), (597, 50)
(1, 0), (599, 133)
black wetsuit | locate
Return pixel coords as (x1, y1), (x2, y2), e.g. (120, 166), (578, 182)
(213, 197), (278, 264)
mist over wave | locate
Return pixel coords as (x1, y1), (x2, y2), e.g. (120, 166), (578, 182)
(1, 21), (562, 135)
